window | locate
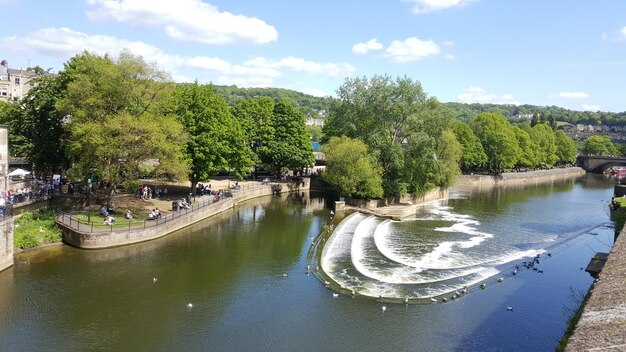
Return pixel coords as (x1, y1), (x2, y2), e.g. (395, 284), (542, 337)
(14, 77), (20, 84)
(1, 88), (7, 96)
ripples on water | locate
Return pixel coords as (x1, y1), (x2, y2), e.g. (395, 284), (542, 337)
(321, 197), (596, 300)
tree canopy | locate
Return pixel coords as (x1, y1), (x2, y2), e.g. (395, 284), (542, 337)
(582, 136), (619, 156)
(470, 112), (519, 173)
(321, 136), (383, 199)
(324, 75), (454, 196)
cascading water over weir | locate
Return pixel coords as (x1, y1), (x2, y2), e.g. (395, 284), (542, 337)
(309, 199), (601, 304)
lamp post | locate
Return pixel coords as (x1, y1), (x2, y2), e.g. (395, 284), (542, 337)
(87, 178), (92, 224)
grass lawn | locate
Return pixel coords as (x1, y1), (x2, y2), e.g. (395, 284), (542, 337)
(14, 207), (63, 249)
(613, 197), (626, 208)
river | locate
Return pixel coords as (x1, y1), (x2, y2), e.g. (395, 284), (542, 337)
(0, 175), (617, 351)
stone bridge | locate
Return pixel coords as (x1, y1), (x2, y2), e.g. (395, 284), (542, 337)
(577, 155), (626, 173)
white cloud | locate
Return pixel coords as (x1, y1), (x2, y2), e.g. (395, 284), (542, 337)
(457, 86), (520, 105)
(558, 91), (589, 99)
(385, 37), (440, 62)
(443, 40), (455, 46)
(402, 0), (476, 14)
(444, 54), (456, 60)
(352, 39), (384, 54)
(86, 0), (278, 45)
(0, 27), (354, 89)
(582, 104), (600, 111)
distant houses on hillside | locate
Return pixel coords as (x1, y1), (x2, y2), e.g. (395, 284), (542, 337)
(0, 60), (38, 102)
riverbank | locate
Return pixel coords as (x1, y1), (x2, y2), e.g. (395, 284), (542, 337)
(58, 180), (309, 249)
(453, 167), (585, 189)
(565, 224), (626, 350)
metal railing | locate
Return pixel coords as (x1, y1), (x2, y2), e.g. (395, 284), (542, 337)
(56, 181), (277, 234)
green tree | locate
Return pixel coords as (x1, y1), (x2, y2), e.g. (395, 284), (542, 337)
(450, 120), (487, 171)
(582, 136), (619, 156)
(529, 124), (558, 167)
(512, 126), (539, 169)
(57, 51), (188, 205)
(470, 112), (519, 173)
(434, 130), (462, 186)
(324, 75), (450, 195)
(11, 74), (70, 174)
(265, 100), (314, 171)
(554, 130), (578, 164)
(174, 82), (253, 192)
(231, 97), (276, 170)
(321, 136), (383, 199)
(307, 125), (323, 142)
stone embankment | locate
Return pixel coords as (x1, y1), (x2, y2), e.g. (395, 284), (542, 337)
(566, 227), (626, 350)
(58, 180), (309, 249)
(0, 219), (14, 272)
(454, 167), (585, 189)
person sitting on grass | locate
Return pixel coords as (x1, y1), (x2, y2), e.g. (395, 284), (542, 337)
(124, 210), (132, 219)
(179, 198), (190, 209)
(100, 206), (109, 217)
(103, 216), (115, 225)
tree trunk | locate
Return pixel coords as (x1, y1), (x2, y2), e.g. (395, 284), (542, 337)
(107, 185), (116, 209)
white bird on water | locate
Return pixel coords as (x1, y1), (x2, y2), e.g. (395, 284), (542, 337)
(430, 298), (437, 303)
(152, 277), (158, 283)
(330, 210), (334, 215)
(187, 303), (193, 308)
(506, 306), (513, 312)
(404, 297), (409, 304)
(381, 306), (387, 312)
(497, 277), (504, 283)
(332, 293), (339, 298)
(282, 273), (288, 277)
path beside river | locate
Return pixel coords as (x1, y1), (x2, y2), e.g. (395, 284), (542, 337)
(566, 227), (626, 350)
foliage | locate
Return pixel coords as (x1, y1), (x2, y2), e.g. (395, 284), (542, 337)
(14, 207), (62, 249)
(321, 136), (383, 199)
(123, 180), (140, 194)
(213, 85), (332, 118)
(554, 130), (578, 164)
(470, 112), (519, 173)
(14, 74), (71, 173)
(528, 123), (558, 166)
(231, 97), (276, 167)
(56, 51), (188, 204)
(434, 130), (462, 187)
(174, 82), (254, 190)
(444, 102), (625, 126)
(582, 136), (619, 156)
(264, 101), (314, 170)
(324, 75), (451, 196)
(512, 126), (539, 168)
(307, 125), (323, 142)
(450, 120), (487, 171)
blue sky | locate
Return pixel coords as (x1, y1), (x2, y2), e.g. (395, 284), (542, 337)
(1, 0), (626, 112)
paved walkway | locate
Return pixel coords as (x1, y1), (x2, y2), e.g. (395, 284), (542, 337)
(567, 229), (626, 351)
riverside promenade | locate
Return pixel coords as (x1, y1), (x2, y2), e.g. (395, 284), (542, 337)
(57, 179), (309, 249)
(567, 228), (626, 350)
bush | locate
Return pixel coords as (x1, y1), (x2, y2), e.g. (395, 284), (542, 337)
(14, 207), (62, 249)
(123, 180), (140, 194)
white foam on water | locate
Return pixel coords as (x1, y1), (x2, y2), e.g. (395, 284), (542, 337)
(321, 212), (365, 271)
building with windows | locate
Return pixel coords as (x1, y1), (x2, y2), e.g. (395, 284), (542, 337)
(0, 60), (37, 102)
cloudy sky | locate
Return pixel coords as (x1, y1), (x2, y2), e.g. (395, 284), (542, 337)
(1, 0), (625, 111)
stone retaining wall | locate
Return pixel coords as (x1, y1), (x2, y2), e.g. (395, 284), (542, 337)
(566, 225), (626, 350)
(344, 187), (447, 209)
(0, 219), (14, 272)
(59, 180), (309, 249)
(454, 167), (585, 188)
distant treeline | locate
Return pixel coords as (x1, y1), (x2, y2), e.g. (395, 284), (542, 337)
(212, 85), (333, 118)
(443, 102), (626, 126)
(210, 86), (626, 126)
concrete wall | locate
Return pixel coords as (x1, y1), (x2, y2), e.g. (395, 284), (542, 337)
(59, 180), (310, 249)
(344, 187), (447, 209)
(0, 219), (14, 272)
(453, 167), (585, 189)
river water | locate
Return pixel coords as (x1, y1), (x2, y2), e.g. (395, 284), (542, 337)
(0, 175), (617, 351)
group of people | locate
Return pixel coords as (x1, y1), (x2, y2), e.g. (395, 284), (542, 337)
(137, 185), (168, 200)
(147, 208), (162, 220)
